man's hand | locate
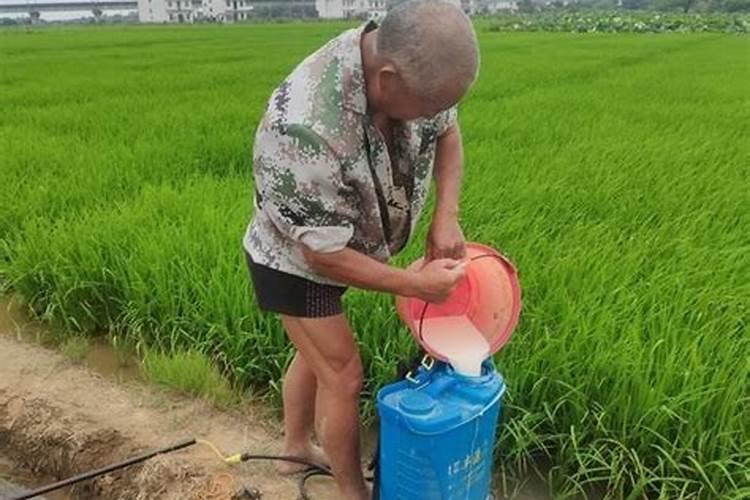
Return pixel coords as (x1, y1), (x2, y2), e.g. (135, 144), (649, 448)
(426, 213), (466, 262)
(412, 258), (466, 303)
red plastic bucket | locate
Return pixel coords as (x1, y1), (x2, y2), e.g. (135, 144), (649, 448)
(396, 242), (522, 362)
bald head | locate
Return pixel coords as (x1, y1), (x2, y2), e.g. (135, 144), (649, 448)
(377, 0), (479, 104)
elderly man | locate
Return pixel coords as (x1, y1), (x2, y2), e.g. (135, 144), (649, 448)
(242, 1), (479, 498)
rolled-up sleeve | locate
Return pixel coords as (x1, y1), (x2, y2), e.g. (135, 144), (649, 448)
(253, 122), (357, 254)
(434, 106), (458, 136)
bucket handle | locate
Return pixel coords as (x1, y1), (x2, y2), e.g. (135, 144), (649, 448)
(404, 354), (436, 385)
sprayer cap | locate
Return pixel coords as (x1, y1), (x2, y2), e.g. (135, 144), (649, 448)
(398, 389), (436, 416)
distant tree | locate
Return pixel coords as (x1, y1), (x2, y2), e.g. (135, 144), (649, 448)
(253, 4), (288, 17)
(576, 0), (618, 8)
(718, 0), (750, 10)
(92, 6), (104, 21)
(655, 0), (698, 11)
(29, 9), (41, 23)
(252, 2), (318, 18)
(621, 0), (648, 9)
(290, 4), (317, 17)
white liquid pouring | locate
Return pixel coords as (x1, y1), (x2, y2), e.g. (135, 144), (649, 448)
(421, 316), (490, 377)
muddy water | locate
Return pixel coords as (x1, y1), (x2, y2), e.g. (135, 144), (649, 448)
(81, 340), (143, 383)
(0, 296), (143, 383)
(0, 297), (47, 344)
(0, 296), (142, 499)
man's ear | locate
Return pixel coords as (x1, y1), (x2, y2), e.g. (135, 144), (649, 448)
(377, 64), (400, 96)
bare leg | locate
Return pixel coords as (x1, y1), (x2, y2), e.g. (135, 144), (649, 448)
(277, 350), (329, 473)
(281, 314), (370, 500)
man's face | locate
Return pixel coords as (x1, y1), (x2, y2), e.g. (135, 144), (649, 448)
(377, 70), (466, 121)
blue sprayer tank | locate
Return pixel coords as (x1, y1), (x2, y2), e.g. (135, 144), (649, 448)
(376, 358), (505, 500)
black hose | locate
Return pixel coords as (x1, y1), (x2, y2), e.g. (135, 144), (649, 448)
(237, 453), (375, 500)
(9, 438), (197, 500)
(238, 453), (331, 473)
(238, 453), (333, 500)
(9, 443), (368, 500)
(297, 469), (333, 500)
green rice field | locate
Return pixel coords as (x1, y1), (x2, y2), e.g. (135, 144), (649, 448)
(1, 23), (748, 498)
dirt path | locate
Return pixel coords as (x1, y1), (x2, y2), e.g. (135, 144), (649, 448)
(0, 330), (340, 499)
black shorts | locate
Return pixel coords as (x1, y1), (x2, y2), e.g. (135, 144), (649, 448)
(244, 251), (347, 318)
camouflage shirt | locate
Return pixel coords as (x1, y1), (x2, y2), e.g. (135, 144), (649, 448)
(243, 22), (457, 285)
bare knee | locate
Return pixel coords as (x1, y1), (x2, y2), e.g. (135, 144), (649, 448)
(283, 315), (363, 397)
(291, 351), (315, 377)
(322, 353), (363, 398)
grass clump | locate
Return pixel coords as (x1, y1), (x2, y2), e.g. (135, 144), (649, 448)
(60, 336), (89, 364)
(143, 350), (237, 407)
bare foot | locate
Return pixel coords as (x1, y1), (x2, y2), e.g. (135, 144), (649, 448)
(275, 443), (330, 475)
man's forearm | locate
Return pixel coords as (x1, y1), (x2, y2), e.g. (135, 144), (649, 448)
(302, 246), (419, 297)
(433, 123), (464, 220)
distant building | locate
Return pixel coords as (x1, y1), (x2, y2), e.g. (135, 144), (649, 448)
(316, 0), (463, 19)
(222, 0), (256, 22)
(313, 0), (517, 20)
(315, 0), (388, 19)
(471, 0), (517, 14)
(137, 0), (488, 23)
(137, 0), (168, 22)
(137, 0), (255, 22)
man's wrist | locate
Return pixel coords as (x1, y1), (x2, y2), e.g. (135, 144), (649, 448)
(390, 267), (421, 297)
(433, 204), (459, 222)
